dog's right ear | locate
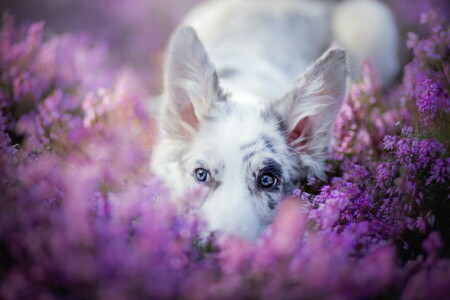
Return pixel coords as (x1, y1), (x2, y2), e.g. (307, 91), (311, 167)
(160, 27), (222, 140)
(273, 48), (348, 179)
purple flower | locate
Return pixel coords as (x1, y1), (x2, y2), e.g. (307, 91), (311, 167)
(416, 78), (440, 123)
(382, 135), (397, 150)
(426, 158), (450, 185)
(376, 162), (397, 188)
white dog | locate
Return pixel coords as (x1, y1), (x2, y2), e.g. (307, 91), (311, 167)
(152, 0), (399, 241)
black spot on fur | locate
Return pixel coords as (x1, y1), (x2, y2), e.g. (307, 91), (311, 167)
(212, 71), (225, 99)
(243, 151), (256, 162)
(204, 114), (217, 123)
(272, 184), (281, 192)
(283, 182), (295, 194)
(267, 111), (287, 136)
(262, 135), (276, 153)
(218, 68), (238, 78)
(267, 194), (277, 210)
(247, 186), (255, 196)
(210, 180), (221, 191)
(240, 139), (259, 151)
(261, 110), (271, 122)
(277, 120), (288, 135)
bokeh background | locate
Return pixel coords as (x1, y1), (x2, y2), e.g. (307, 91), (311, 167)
(1, 0), (448, 94)
(1, 0), (201, 95)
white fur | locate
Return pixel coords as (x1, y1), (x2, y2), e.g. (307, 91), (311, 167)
(151, 0), (399, 241)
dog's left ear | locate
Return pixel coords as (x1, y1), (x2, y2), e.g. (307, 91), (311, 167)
(274, 48), (348, 179)
(161, 27), (223, 140)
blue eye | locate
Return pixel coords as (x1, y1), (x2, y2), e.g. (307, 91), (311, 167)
(195, 168), (210, 183)
(259, 173), (278, 188)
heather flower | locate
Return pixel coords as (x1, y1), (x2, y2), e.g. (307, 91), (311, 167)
(382, 135), (397, 150)
(417, 139), (445, 168)
(395, 137), (420, 165)
(406, 32), (419, 49)
(416, 78), (440, 123)
(426, 158), (450, 185)
(376, 162), (397, 188)
(0, 112), (14, 155)
(419, 9), (439, 26)
(389, 0), (450, 28)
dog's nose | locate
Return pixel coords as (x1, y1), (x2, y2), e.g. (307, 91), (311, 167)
(199, 187), (262, 242)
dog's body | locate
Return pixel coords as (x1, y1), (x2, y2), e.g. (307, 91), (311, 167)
(152, 0), (399, 241)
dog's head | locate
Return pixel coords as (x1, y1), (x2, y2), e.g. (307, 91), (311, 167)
(152, 27), (348, 241)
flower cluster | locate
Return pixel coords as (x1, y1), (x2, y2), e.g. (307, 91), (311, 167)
(0, 6), (450, 300)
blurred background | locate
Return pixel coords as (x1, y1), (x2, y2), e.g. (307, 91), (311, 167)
(0, 0), (449, 95)
(0, 0), (202, 94)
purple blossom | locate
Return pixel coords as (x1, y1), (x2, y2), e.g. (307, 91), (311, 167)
(382, 135), (397, 150)
(376, 162), (397, 188)
(426, 158), (450, 185)
(417, 139), (445, 168)
(416, 78), (440, 123)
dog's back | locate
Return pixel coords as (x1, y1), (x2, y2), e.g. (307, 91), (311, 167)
(183, 0), (333, 103)
(183, 0), (399, 103)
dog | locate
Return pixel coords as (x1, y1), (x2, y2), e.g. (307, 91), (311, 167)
(151, 0), (399, 241)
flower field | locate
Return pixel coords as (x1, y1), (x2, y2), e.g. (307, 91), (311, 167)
(0, 1), (449, 299)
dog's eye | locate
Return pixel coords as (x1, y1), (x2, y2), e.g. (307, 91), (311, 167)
(195, 168), (210, 183)
(259, 173), (278, 188)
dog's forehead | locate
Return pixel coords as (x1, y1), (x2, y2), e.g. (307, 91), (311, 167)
(194, 104), (286, 168)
